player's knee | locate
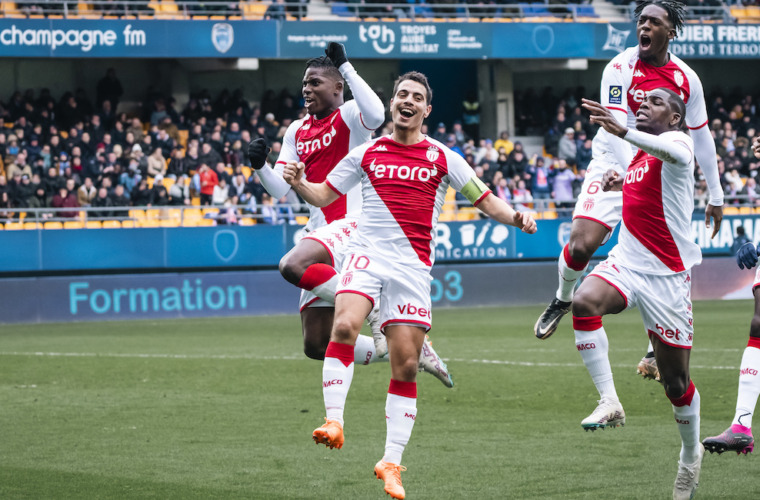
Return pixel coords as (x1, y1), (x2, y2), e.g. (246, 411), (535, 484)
(396, 355), (419, 381)
(749, 316), (760, 338)
(279, 254), (304, 284)
(571, 290), (597, 317)
(331, 317), (358, 343)
(663, 374), (689, 400)
(567, 237), (595, 263)
(303, 340), (326, 360)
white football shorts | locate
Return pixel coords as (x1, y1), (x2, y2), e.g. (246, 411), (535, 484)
(589, 256), (694, 349)
(573, 157), (623, 240)
(298, 217), (359, 311)
(336, 249), (432, 332)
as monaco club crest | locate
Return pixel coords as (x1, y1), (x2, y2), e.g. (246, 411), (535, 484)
(341, 271), (353, 286)
(212, 23), (234, 54)
(426, 146), (440, 162)
(583, 197), (595, 212)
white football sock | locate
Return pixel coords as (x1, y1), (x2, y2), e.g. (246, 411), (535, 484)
(354, 334), (388, 365)
(574, 317), (619, 401)
(670, 382), (701, 464)
(557, 245), (588, 302)
(732, 345), (760, 429)
(322, 343), (355, 425)
(383, 388), (417, 465)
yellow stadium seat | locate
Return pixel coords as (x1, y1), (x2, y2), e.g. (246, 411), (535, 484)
(722, 206), (740, 215)
(24, 222), (42, 230)
(196, 218), (216, 226)
(541, 211), (558, 220)
(202, 208), (220, 216)
(181, 219), (200, 227)
(145, 208), (162, 220)
(44, 221), (64, 229)
(129, 209), (146, 220)
(162, 177), (175, 190)
(64, 220), (84, 229)
(740, 206), (753, 215)
(160, 219), (180, 227)
(5, 221), (23, 230)
(191, 196), (201, 205)
(86, 221), (102, 229)
(439, 211), (456, 222)
(241, 166), (252, 179)
(182, 208), (202, 221)
(239, 217), (256, 226)
(138, 219), (160, 228)
(241, 1), (268, 20)
(102, 220), (122, 229)
(295, 215), (309, 225)
(121, 220), (136, 228)
(178, 129), (189, 148)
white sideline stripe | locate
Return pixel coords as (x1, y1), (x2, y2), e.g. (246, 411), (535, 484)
(0, 351), (740, 370)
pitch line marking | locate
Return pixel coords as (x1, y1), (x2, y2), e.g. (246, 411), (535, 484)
(0, 351), (740, 370)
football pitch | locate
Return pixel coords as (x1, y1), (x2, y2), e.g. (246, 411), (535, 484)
(1, 301), (758, 499)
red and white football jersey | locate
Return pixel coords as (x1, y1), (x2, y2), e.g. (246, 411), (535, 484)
(613, 130), (701, 274)
(276, 100), (371, 230)
(326, 135), (487, 269)
(595, 46), (708, 171)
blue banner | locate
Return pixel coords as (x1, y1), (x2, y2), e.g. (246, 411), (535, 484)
(0, 19), (277, 58)
(0, 215), (746, 273)
(2, 19), (758, 59)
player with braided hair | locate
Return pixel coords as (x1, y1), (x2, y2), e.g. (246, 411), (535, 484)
(247, 43), (454, 387)
(535, 0), (724, 427)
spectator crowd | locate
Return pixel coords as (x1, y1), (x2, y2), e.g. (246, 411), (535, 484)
(1, 67), (759, 226)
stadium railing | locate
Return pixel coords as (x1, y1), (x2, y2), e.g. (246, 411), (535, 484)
(1, 194), (751, 230)
(0, 1), (736, 24)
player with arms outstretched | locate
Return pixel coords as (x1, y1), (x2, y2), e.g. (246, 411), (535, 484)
(247, 43), (453, 386)
(702, 135), (760, 456)
(535, 0), (723, 386)
(575, 89), (704, 499)
(283, 71), (536, 499)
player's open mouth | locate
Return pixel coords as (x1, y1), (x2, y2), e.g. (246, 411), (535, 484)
(399, 108), (415, 118)
(640, 35), (652, 49)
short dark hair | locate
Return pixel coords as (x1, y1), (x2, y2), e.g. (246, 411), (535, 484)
(634, 0), (685, 36)
(392, 71), (433, 105)
(659, 87), (686, 130)
(304, 55), (342, 82)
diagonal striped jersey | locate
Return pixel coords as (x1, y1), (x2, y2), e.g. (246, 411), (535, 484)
(326, 135), (490, 269)
(613, 130), (701, 274)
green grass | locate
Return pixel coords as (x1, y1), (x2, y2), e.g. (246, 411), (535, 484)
(1, 301), (759, 499)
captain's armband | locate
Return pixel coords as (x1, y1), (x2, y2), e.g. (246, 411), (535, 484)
(460, 177), (490, 206)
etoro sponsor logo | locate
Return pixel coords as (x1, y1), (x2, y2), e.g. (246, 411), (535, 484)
(368, 158), (437, 181)
(297, 126), (337, 155)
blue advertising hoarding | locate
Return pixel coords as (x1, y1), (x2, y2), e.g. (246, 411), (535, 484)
(0, 214), (747, 274)
(0, 19), (278, 57)
(1, 19), (759, 59)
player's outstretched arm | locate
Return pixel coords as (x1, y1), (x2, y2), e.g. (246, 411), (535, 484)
(691, 125), (723, 239)
(282, 161), (339, 208)
(327, 42), (385, 131)
(476, 193), (537, 234)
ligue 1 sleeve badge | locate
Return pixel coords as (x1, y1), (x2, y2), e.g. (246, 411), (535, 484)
(212, 23), (234, 54)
